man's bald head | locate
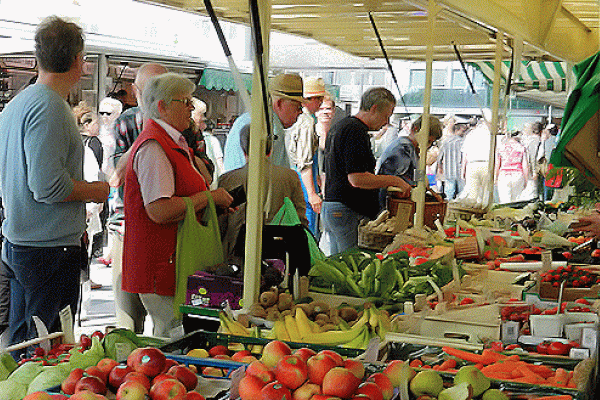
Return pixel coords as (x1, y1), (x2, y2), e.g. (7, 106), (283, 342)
(133, 63), (168, 104)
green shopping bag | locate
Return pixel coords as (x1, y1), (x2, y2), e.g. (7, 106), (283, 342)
(174, 194), (223, 316)
(269, 197), (325, 265)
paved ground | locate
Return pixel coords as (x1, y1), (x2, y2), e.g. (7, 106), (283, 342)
(75, 249), (153, 338)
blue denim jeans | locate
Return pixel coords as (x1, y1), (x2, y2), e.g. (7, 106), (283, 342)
(443, 179), (464, 201)
(321, 201), (361, 255)
(2, 240), (82, 359)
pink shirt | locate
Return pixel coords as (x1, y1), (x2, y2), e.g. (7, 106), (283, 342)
(498, 140), (526, 172)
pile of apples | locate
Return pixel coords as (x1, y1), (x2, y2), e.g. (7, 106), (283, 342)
(28, 347), (206, 400)
(239, 340), (404, 400)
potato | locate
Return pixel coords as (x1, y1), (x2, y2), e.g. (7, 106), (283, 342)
(248, 303), (267, 318)
(338, 307), (359, 322)
(259, 290), (278, 308)
(310, 301), (329, 315)
(277, 292), (294, 311)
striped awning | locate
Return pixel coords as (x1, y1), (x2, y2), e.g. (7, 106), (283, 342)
(199, 68), (253, 92)
(470, 61), (568, 92)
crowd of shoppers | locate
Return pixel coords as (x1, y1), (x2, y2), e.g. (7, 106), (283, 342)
(0, 15), (566, 357)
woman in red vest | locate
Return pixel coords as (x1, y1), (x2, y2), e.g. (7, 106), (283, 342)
(122, 72), (234, 338)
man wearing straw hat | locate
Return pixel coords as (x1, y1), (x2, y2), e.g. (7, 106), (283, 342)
(223, 73), (306, 172)
(286, 76), (327, 237)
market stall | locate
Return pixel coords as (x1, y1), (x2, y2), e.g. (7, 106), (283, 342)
(5, 1), (599, 399)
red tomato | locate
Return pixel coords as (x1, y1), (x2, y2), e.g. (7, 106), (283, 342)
(459, 298), (475, 306)
(536, 342), (549, 354)
(591, 249), (600, 258)
(505, 344), (521, 350)
(562, 252), (573, 260)
(547, 341), (570, 356)
(575, 298), (592, 305)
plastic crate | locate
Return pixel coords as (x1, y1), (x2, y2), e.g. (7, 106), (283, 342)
(159, 329), (364, 358)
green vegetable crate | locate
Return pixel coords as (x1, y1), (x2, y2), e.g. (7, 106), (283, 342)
(159, 329), (365, 359)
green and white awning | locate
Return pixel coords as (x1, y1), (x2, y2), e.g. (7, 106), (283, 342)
(199, 68), (253, 92)
(471, 61), (568, 92)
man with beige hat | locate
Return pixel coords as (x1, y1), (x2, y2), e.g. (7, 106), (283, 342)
(223, 73), (305, 172)
(286, 76), (326, 236)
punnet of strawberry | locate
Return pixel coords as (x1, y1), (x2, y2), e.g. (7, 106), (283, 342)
(540, 265), (600, 288)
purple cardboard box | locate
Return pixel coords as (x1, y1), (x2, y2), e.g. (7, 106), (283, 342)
(186, 271), (244, 310)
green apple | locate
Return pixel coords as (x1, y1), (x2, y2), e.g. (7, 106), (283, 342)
(454, 365), (490, 397)
(409, 370), (444, 397)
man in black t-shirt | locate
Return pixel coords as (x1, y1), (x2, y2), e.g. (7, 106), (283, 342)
(322, 87), (411, 254)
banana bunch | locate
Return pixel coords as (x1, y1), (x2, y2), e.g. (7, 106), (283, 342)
(219, 312), (252, 337)
(269, 305), (392, 350)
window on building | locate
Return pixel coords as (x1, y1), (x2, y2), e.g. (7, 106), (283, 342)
(452, 70), (468, 89)
(432, 69), (448, 87)
(410, 69), (425, 89)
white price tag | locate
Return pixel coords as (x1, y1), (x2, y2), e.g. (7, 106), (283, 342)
(59, 305), (75, 344)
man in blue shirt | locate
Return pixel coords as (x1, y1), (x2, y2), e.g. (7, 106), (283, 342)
(0, 16), (109, 358)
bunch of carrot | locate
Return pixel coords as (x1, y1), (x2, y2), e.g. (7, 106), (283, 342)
(441, 347), (577, 389)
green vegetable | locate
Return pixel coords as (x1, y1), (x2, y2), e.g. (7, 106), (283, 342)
(103, 330), (139, 362)
(27, 364), (69, 394)
(0, 380), (27, 400)
(68, 336), (105, 369)
(0, 353), (18, 381)
(8, 361), (43, 385)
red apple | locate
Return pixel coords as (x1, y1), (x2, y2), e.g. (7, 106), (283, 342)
(349, 396), (371, 400)
(50, 395), (70, 400)
(245, 360), (275, 384)
(127, 347), (166, 378)
(80, 334), (92, 349)
(91, 330), (105, 340)
(322, 367), (360, 399)
(231, 350), (253, 362)
(202, 367), (224, 377)
(150, 378), (186, 400)
(208, 345), (229, 357)
(108, 364), (134, 390)
(153, 373), (174, 386)
(260, 381), (292, 400)
(260, 340), (292, 369)
(292, 381), (321, 400)
(343, 359), (365, 380)
(116, 380), (148, 400)
(96, 358), (119, 377)
(75, 376), (107, 395)
(61, 367), (85, 395)
(307, 353), (338, 385)
(182, 393), (206, 400)
(382, 360), (414, 389)
(163, 358), (180, 373)
(311, 395), (343, 400)
(69, 392), (102, 400)
(213, 354), (232, 361)
(23, 393), (53, 400)
(366, 373), (393, 400)
(239, 374), (267, 400)
(275, 355), (308, 390)
(124, 371), (152, 391)
(85, 366), (107, 384)
(293, 347), (317, 363)
(355, 382), (384, 400)
(168, 365), (198, 391)
(240, 355), (258, 363)
(317, 350), (344, 366)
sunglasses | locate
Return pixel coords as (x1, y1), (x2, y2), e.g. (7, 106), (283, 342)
(99, 111), (112, 116)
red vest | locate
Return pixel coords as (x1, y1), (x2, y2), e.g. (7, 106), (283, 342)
(122, 119), (206, 296)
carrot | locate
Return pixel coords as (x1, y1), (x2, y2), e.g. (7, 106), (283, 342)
(474, 363), (484, 370)
(438, 358), (457, 371)
(481, 361), (523, 376)
(484, 371), (513, 381)
(527, 364), (554, 379)
(481, 349), (508, 364)
(550, 368), (570, 387)
(516, 365), (546, 383)
(433, 364), (441, 370)
(442, 346), (487, 364)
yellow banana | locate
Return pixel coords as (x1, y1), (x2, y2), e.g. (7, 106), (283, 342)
(342, 325), (369, 349)
(368, 307), (379, 329)
(303, 323), (364, 345)
(273, 319), (290, 341)
(285, 314), (302, 342)
(308, 318), (322, 334)
(295, 307), (313, 340)
(219, 312), (250, 337)
(377, 310), (392, 339)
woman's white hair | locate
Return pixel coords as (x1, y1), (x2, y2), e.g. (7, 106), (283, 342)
(141, 72), (195, 120)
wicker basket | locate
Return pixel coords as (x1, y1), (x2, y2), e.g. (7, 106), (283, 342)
(357, 222), (395, 252)
(387, 188), (447, 229)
